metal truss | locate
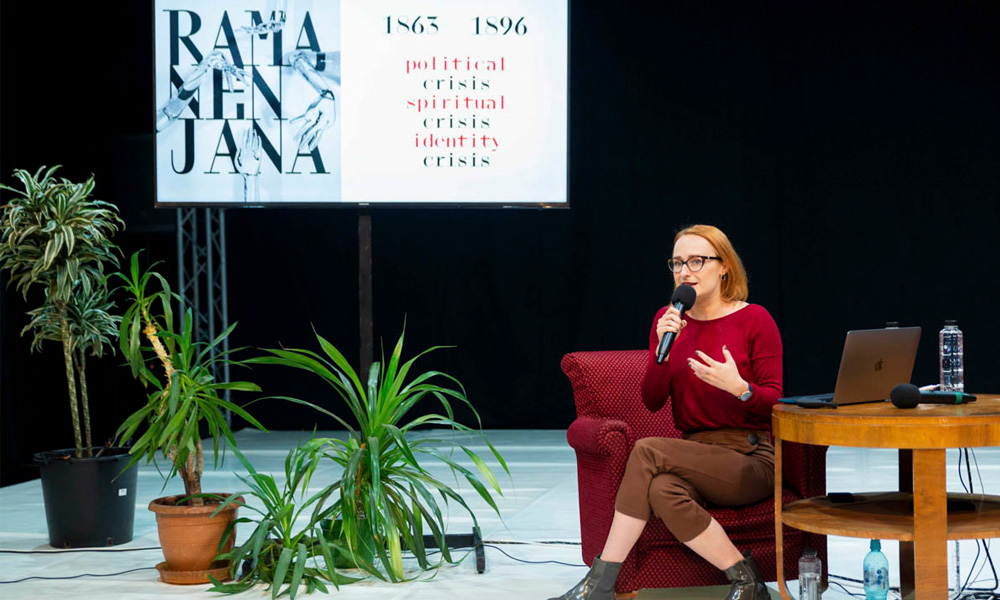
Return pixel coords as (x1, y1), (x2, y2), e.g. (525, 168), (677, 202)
(177, 208), (231, 424)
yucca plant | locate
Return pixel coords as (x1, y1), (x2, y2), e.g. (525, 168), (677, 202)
(0, 166), (123, 458)
(207, 439), (364, 598)
(248, 328), (510, 583)
(113, 252), (265, 504)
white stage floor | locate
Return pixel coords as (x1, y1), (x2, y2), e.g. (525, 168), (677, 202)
(1, 430), (997, 599)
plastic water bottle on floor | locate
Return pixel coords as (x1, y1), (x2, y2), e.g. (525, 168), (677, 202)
(798, 546), (822, 599)
(939, 320), (964, 392)
(863, 539), (889, 600)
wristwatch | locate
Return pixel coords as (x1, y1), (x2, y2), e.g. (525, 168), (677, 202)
(737, 383), (753, 402)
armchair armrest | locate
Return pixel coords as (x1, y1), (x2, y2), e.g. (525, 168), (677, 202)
(567, 415), (634, 459)
(567, 416), (635, 563)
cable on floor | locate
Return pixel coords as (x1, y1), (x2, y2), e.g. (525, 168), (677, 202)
(0, 547), (161, 554)
(0, 567), (156, 584)
(481, 544), (585, 567)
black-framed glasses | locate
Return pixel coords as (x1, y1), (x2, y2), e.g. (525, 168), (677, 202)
(667, 256), (722, 273)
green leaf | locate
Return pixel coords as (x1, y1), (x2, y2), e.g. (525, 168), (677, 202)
(271, 546), (293, 600)
(316, 526), (340, 589)
(382, 424), (424, 472)
(461, 446), (502, 494)
(247, 523), (272, 571)
(289, 543), (307, 600)
(206, 574), (255, 593)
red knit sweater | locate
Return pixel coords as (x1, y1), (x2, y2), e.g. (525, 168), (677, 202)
(640, 303), (783, 433)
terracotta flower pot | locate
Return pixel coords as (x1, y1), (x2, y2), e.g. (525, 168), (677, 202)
(149, 493), (243, 583)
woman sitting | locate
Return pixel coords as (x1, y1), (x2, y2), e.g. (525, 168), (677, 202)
(549, 224), (783, 600)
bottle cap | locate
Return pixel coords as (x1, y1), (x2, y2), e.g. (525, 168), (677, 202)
(870, 539), (881, 551)
(802, 546), (817, 556)
(945, 319), (958, 326)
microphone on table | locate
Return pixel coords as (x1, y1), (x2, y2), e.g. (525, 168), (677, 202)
(655, 284), (697, 364)
(889, 383), (977, 409)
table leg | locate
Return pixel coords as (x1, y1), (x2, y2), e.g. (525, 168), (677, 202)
(899, 449), (914, 600)
(912, 449), (948, 599)
(775, 438), (791, 600)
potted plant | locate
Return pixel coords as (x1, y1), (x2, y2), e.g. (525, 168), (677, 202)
(206, 439), (364, 598)
(0, 166), (137, 548)
(228, 327), (509, 588)
(113, 251), (266, 584)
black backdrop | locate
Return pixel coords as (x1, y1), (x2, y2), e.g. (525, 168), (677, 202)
(2, 1), (998, 486)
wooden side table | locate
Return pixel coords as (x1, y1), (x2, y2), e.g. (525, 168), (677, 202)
(772, 395), (1000, 600)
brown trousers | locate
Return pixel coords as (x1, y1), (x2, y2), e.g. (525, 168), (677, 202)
(614, 429), (775, 543)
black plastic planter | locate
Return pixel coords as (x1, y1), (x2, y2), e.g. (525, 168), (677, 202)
(34, 447), (138, 548)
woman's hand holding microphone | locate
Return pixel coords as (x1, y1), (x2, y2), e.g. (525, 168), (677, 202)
(655, 306), (687, 361)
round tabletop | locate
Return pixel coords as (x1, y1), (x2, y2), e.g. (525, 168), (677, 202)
(772, 394), (1000, 449)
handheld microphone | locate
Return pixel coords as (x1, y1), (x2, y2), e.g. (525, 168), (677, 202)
(890, 383), (977, 409)
(655, 284), (697, 364)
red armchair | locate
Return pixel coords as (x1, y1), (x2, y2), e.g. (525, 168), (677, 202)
(562, 350), (827, 593)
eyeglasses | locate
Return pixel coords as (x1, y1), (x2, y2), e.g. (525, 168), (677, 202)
(667, 256), (722, 273)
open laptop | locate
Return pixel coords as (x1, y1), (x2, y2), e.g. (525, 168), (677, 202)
(781, 326), (922, 407)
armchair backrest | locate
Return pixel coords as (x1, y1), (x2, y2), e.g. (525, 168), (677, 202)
(561, 350), (683, 441)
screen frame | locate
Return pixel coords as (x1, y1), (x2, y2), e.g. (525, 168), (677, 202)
(151, 0), (571, 210)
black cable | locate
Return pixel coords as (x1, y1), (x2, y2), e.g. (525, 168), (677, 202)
(826, 579), (865, 598)
(960, 448), (970, 492)
(0, 566), (156, 584)
(483, 539), (582, 546)
(401, 541), (585, 567)
(957, 449), (982, 597)
(830, 573), (902, 596)
(966, 448), (974, 494)
(482, 544), (585, 567)
(0, 547), (161, 554)
(957, 449), (999, 595)
(962, 577), (1000, 592)
(970, 450), (999, 592)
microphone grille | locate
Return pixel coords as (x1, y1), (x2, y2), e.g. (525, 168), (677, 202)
(890, 383), (920, 408)
(671, 284), (697, 310)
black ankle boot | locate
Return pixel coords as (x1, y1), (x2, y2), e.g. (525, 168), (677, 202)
(547, 555), (622, 600)
(723, 550), (770, 600)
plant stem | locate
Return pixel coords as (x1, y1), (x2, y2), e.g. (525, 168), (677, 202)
(183, 451), (197, 504)
(75, 348), (93, 458)
(193, 438), (204, 503)
(60, 313), (83, 459)
(140, 311), (202, 501)
(196, 438), (204, 486)
(176, 439), (205, 505)
(143, 320), (175, 382)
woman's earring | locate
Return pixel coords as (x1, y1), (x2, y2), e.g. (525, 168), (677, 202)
(722, 273), (728, 281)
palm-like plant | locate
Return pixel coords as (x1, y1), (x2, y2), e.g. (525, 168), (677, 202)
(0, 166), (123, 458)
(114, 252), (265, 505)
(248, 328), (510, 582)
(24, 279), (120, 455)
(208, 440), (364, 598)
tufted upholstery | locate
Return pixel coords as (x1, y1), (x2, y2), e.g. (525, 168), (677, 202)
(562, 350), (827, 592)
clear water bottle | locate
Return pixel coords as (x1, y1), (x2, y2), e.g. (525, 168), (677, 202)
(939, 321), (964, 392)
(863, 539), (889, 600)
(798, 546), (822, 600)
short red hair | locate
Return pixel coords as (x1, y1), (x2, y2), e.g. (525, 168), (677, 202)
(673, 224), (748, 302)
